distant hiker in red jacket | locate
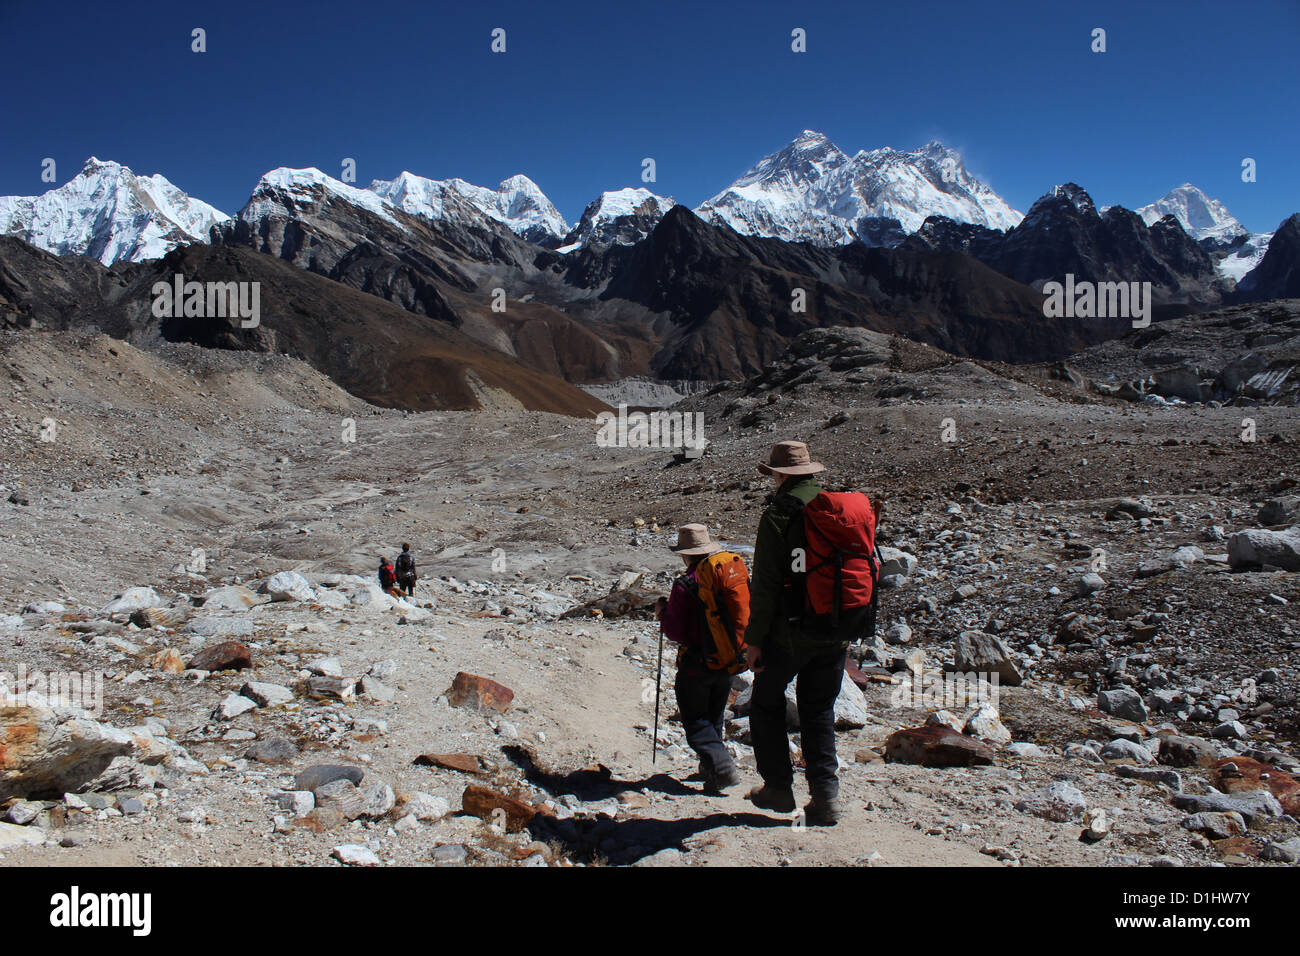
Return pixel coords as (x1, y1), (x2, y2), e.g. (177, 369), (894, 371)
(378, 557), (402, 597)
(657, 523), (749, 794)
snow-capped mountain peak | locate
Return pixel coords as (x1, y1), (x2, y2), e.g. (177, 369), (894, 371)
(0, 157), (228, 265)
(1136, 183), (1249, 244)
(557, 188), (677, 252)
(245, 167), (399, 224)
(366, 171), (568, 244)
(695, 130), (1022, 245)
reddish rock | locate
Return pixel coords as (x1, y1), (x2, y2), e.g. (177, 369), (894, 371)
(884, 725), (995, 767)
(1211, 757), (1300, 815)
(1212, 836), (1262, 862)
(414, 752), (491, 775)
(461, 785), (537, 832)
(187, 641), (252, 672)
(445, 672), (514, 714)
(844, 659), (869, 690)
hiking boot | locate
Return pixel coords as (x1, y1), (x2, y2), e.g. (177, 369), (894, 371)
(705, 763), (742, 794)
(804, 792), (843, 826)
(746, 784), (796, 813)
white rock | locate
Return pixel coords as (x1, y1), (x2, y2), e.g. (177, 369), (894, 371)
(214, 694), (257, 721)
(100, 587), (161, 616)
(240, 682), (293, 707)
(261, 571), (315, 603)
(307, 657), (344, 678)
(0, 821), (46, 848)
(332, 843), (380, 866)
(963, 703), (1012, 745)
(403, 791), (451, 822)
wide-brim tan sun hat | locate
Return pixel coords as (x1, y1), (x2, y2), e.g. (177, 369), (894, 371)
(757, 440), (825, 476)
(670, 523), (722, 556)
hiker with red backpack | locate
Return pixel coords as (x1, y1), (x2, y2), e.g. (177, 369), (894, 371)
(378, 557), (402, 597)
(744, 441), (880, 826)
(656, 523), (750, 794)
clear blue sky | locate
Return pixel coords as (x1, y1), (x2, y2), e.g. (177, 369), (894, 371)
(2, 0), (1297, 233)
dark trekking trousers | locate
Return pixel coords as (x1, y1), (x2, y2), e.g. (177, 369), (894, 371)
(749, 641), (848, 798)
(674, 666), (736, 778)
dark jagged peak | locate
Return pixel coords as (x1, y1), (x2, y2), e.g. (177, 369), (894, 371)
(1235, 213), (1300, 301)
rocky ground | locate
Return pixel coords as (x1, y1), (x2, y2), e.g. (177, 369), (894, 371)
(1, 325), (1298, 868)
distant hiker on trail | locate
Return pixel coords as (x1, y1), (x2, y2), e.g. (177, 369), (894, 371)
(378, 557), (402, 597)
(744, 440), (880, 826)
(395, 543), (417, 596)
(656, 524), (750, 794)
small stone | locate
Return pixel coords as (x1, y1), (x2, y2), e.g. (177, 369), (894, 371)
(277, 791), (315, 817)
(308, 656), (344, 678)
(189, 641), (252, 672)
(6, 801), (42, 826)
(332, 843), (380, 866)
(1181, 812), (1246, 840)
(295, 764), (364, 791)
(1016, 782), (1087, 822)
(397, 791), (452, 822)
(246, 738), (299, 765)
(446, 672), (514, 714)
(432, 843), (468, 865)
(1100, 739), (1155, 765)
(1261, 837), (1300, 863)
(315, 780), (367, 820)
(240, 682), (293, 707)
(359, 676), (395, 702)
(1081, 807), (1111, 842)
(214, 694), (257, 721)
(306, 676), (356, 701)
(1075, 573), (1106, 597)
(1098, 687), (1147, 722)
(1212, 721), (1246, 740)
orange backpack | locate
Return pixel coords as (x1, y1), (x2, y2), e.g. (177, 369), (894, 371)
(685, 551), (751, 674)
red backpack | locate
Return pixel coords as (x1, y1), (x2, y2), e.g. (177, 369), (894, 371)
(781, 491), (881, 641)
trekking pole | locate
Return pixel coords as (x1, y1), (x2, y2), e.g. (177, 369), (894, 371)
(653, 625), (664, 764)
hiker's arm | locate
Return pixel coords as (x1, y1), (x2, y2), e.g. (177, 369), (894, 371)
(659, 582), (690, 645)
(745, 509), (786, 649)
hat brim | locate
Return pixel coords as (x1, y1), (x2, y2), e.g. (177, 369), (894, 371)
(670, 542), (722, 556)
(758, 461), (825, 476)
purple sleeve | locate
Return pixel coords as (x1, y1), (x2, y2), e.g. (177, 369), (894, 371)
(659, 577), (695, 645)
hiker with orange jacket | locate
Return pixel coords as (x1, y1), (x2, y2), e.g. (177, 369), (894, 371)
(657, 524), (750, 794)
(744, 441), (880, 826)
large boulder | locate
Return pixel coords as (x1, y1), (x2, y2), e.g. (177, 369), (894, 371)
(1228, 526), (1300, 571)
(0, 697), (135, 799)
(260, 571), (315, 603)
(951, 631), (1023, 686)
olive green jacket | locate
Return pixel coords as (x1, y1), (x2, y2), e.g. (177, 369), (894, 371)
(745, 475), (822, 650)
